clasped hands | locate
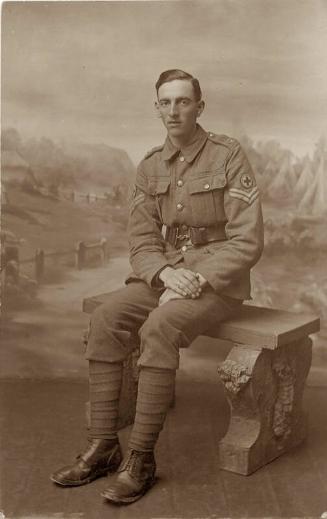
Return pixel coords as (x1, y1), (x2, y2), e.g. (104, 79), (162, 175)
(158, 266), (207, 306)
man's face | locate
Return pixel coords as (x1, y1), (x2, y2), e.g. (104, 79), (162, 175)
(155, 79), (204, 141)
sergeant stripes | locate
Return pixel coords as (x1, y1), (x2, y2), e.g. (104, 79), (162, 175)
(228, 186), (259, 205)
(130, 193), (145, 214)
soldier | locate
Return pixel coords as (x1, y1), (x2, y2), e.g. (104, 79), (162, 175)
(51, 69), (264, 504)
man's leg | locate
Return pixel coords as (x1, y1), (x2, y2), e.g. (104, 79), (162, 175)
(102, 288), (242, 504)
(51, 281), (160, 487)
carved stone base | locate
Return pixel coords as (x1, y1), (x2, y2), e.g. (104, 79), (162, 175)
(217, 337), (312, 475)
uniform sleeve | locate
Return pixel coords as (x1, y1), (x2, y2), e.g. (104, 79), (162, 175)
(195, 142), (264, 293)
(128, 162), (170, 286)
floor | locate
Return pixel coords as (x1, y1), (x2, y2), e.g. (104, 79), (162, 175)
(1, 338), (327, 519)
(1, 259), (326, 519)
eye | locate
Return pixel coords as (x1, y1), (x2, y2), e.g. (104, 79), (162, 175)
(159, 100), (169, 108)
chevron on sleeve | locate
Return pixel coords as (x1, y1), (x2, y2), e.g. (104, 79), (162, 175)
(228, 186), (259, 205)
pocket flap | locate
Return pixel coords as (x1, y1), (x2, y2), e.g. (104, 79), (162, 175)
(189, 174), (226, 194)
(148, 179), (170, 195)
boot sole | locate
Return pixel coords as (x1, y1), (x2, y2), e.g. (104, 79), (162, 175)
(101, 478), (156, 505)
(50, 464), (120, 487)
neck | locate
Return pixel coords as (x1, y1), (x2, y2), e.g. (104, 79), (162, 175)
(169, 124), (198, 149)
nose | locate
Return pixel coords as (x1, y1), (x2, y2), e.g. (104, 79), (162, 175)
(169, 101), (178, 117)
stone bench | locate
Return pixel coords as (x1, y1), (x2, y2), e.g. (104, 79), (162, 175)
(83, 293), (320, 476)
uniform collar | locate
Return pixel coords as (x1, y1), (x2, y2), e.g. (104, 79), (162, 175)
(161, 124), (208, 163)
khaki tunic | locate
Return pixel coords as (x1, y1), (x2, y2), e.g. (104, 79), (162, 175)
(127, 125), (264, 300)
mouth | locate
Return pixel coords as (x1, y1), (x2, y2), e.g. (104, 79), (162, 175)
(167, 121), (181, 127)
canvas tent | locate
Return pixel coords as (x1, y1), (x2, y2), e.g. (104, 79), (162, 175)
(267, 152), (296, 199)
(299, 153), (327, 214)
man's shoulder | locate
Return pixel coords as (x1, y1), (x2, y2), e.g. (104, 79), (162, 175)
(207, 132), (239, 150)
(143, 144), (165, 160)
(137, 144), (164, 172)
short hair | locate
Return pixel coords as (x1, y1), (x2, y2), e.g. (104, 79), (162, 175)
(155, 69), (202, 101)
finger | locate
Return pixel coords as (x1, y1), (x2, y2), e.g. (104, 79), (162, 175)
(171, 272), (197, 295)
(163, 276), (179, 291)
(181, 269), (200, 282)
(180, 275), (201, 292)
(177, 277), (201, 295)
(166, 272), (189, 290)
(177, 271), (201, 289)
(174, 281), (191, 297)
(175, 272), (199, 288)
(178, 269), (199, 285)
(176, 279), (195, 296)
(191, 287), (202, 298)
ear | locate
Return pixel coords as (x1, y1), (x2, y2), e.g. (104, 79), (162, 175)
(155, 101), (162, 118)
(197, 100), (205, 118)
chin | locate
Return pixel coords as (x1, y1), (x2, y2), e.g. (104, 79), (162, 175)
(167, 126), (186, 138)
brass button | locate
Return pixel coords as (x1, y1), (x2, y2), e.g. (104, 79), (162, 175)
(177, 180), (183, 187)
(179, 156), (185, 162)
(176, 203), (184, 211)
(204, 183), (210, 190)
(181, 245), (187, 252)
(181, 224), (188, 231)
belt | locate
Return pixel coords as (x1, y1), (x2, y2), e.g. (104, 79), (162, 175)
(164, 225), (226, 248)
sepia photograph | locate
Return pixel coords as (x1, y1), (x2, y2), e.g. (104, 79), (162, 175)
(1, 1), (327, 518)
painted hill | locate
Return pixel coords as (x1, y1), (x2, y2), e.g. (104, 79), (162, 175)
(2, 150), (37, 187)
(63, 141), (135, 192)
(2, 186), (129, 263)
(1, 128), (136, 194)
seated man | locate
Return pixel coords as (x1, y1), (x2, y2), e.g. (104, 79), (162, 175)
(51, 69), (264, 505)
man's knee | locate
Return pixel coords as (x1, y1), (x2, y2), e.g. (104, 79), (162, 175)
(90, 296), (119, 329)
(90, 286), (140, 332)
(137, 309), (186, 370)
(86, 293), (134, 363)
(146, 302), (192, 339)
(140, 308), (188, 346)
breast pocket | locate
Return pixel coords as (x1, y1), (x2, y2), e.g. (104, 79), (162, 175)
(148, 178), (171, 222)
(188, 171), (227, 225)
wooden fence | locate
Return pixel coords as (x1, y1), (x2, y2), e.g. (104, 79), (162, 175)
(2, 238), (109, 285)
(38, 186), (116, 204)
(75, 238), (108, 270)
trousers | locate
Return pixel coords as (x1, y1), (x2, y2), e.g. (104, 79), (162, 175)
(86, 280), (243, 370)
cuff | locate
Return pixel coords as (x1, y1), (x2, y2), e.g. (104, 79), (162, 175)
(150, 264), (173, 288)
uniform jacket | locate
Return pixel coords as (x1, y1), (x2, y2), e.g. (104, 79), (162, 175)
(127, 125), (264, 300)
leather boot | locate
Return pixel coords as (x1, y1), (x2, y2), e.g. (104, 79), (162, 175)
(101, 449), (156, 504)
(50, 439), (122, 487)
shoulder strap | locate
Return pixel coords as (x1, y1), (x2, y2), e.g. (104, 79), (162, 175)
(144, 144), (164, 160)
(207, 132), (238, 150)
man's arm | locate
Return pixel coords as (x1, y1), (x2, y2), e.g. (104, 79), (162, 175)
(193, 141), (264, 292)
(128, 163), (170, 286)
(128, 163), (202, 299)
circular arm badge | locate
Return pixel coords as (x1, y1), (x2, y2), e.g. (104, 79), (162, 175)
(240, 173), (255, 189)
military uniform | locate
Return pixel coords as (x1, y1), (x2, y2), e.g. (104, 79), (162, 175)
(86, 125), (264, 370)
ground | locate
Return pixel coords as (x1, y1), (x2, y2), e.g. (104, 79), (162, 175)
(1, 256), (327, 518)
